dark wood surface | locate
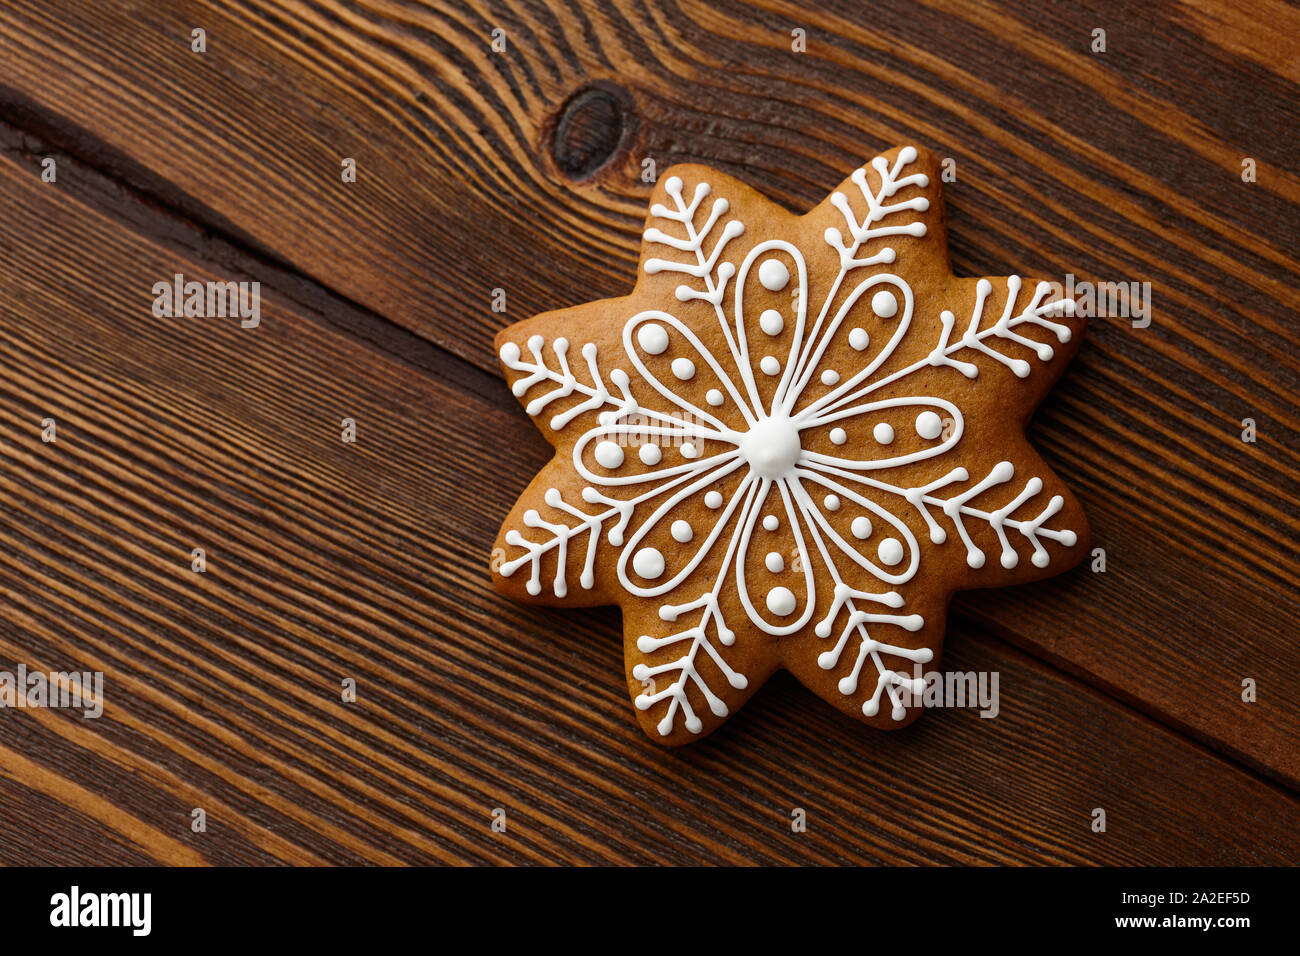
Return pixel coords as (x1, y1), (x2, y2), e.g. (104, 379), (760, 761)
(0, 0), (1296, 865)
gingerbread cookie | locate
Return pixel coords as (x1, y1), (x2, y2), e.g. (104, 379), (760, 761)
(491, 145), (1088, 744)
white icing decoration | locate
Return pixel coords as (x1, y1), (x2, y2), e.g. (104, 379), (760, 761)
(916, 410), (943, 440)
(633, 547), (666, 579)
(766, 586), (796, 616)
(765, 551), (785, 573)
(740, 415), (800, 478)
(758, 259), (789, 291)
(671, 357), (695, 381)
(759, 309), (784, 336)
(873, 422), (894, 444)
(595, 440), (624, 469)
(871, 289), (898, 318)
(830, 427), (847, 445)
(498, 146), (1079, 733)
(877, 537), (904, 566)
(638, 323), (670, 355)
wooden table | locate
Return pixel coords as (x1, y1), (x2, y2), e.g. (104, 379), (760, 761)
(0, 0), (1296, 865)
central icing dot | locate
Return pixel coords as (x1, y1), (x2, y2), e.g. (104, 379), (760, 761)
(739, 415), (802, 478)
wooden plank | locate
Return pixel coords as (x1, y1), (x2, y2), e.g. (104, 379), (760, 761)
(0, 766), (157, 866)
(2, 0), (1294, 783)
(1, 121), (1298, 864)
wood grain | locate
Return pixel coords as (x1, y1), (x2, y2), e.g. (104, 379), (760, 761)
(5, 0), (1297, 785)
(0, 0), (1296, 864)
(2, 118), (1299, 864)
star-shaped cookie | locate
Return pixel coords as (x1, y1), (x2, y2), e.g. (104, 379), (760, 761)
(491, 145), (1089, 745)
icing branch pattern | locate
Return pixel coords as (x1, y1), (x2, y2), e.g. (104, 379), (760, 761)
(495, 145), (1084, 737)
(643, 177), (745, 308)
(824, 148), (931, 270)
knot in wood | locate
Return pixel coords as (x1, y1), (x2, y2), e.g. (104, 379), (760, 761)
(552, 85), (631, 179)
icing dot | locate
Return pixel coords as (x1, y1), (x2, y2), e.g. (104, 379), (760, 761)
(758, 259), (790, 291)
(637, 323), (670, 355)
(824, 494), (840, 511)
(766, 586), (797, 617)
(671, 357), (695, 381)
(671, 520), (694, 543)
(760, 355), (781, 376)
(638, 444), (662, 466)
(633, 547), (665, 579)
(877, 537), (905, 566)
(765, 551), (785, 573)
(830, 427), (847, 445)
(499, 342), (521, 363)
(916, 410), (943, 440)
(594, 441), (624, 469)
(851, 516), (872, 539)
(704, 491), (724, 509)
(871, 289), (899, 318)
(762, 514), (779, 531)
(848, 328), (869, 350)
(873, 422), (895, 444)
(759, 309), (784, 336)
(821, 369), (839, 386)
(706, 388), (724, 407)
(681, 442), (700, 459)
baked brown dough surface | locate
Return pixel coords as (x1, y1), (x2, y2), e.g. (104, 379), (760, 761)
(492, 146), (1088, 744)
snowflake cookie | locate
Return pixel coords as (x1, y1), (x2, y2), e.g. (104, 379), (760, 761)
(491, 145), (1089, 744)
